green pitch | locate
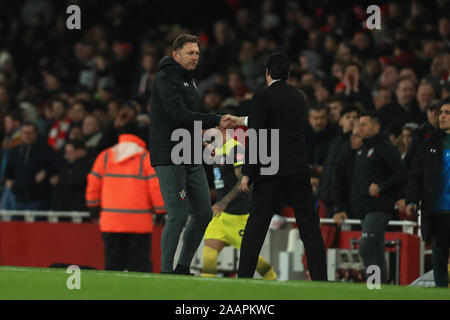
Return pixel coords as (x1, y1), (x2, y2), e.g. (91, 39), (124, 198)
(0, 266), (448, 300)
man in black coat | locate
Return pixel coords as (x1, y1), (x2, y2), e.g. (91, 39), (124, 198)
(304, 104), (339, 176)
(50, 139), (92, 212)
(406, 99), (450, 287)
(149, 34), (232, 274)
(231, 52), (327, 281)
(403, 100), (441, 168)
(5, 122), (60, 211)
(378, 78), (426, 129)
(331, 125), (364, 226)
(319, 105), (360, 219)
(352, 111), (408, 283)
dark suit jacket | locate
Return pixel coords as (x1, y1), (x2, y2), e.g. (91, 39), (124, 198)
(242, 80), (310, 182)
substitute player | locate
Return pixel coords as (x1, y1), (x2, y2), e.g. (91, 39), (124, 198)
(201, 126), (277, 280)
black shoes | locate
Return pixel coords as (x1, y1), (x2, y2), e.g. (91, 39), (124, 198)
(173, 264), (195, 276)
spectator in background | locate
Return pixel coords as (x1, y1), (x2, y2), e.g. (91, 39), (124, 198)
(287, 69), (302, 88)
(50, 139), (91, 211)
(406, 99), (450, 287)
(438, 16), (450, 48)
(319, 105), (360, 218)
(413, 99), (441, 147)
(132, 52), (158, 98)
(361, 58), (381, 90)
(202, 85), (228, 113)
(325, 94), (345, 123)
(441, 82), (450, 99)
(96, 102), (144, 154)
(67, 125), (84, 142)
(417, 82), (436, 114)
(5, 122), (59, 211)
(377, 64), (399, 90)
(305, 104), (339, 176)
(111, 41), (134, 99)
(82, 113), (103, 151)
(331, 124), (364, 226)
(68, 100), (88, 128)
(403, 99), (442, 172)
(378, 77), (425, 128)
(0, 109), (23, 209)
(107, 99), (121, 121)
(352, 111), (408, 283)
(198, 20), (237, 80)
(95, 77), (116, 110)
(372, 87), (392, 111)
(227, 70), (249, 103)
(336, 62), (372, 110)
(399, 67), (419, 86)
(399, 123), (419, 168)
(47, 98), (72, 152)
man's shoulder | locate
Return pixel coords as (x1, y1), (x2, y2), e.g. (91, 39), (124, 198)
(260, 81), (302, 100)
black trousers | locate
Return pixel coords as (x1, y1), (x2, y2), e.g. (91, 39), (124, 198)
(238, 173), (328, 281)
(430, 213), (450, 287)
(102, 232), (152, 273)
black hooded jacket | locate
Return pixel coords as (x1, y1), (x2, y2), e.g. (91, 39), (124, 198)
(406, 131), (448, 241)
(351, 132), (408, 218)
(149, 57), (221, 166)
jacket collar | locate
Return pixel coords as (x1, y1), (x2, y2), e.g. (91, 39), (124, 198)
(363, 132), (385, 147)
(118, 134), (146, 148)
(157, 56), (192, 79)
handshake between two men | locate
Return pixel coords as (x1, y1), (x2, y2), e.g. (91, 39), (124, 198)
(215, 114), (251, 193)
(219, 115), (247, 129)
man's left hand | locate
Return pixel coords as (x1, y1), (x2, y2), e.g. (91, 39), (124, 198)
(212, 203), (225, 217)
(369, 183), (380, 197)
(241, 175), (250, 193)
(35, 170), (46, 184)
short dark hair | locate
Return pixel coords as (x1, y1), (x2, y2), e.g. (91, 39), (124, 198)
(326, 94), (347, 105)
(360, 110), (381, 125)
(52, 98), (68, 109)
(6, 108), (23, 123)
(440, 97), (450, 109)
(265, 52), (290, 80)
(344, 62), (361, 73)
(308, 104), (328, 115)
(172, 34), (199, 51)
(22, 121), (39, 133)
(66, 139), (86, 150)
(341, 105), (360, 117)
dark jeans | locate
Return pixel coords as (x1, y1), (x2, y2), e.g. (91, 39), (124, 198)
(430, 213), (450, 287)
(102, 232), (152, 273)
(12, 200), (48, 221)
(358, 211), (391, 284)
(155, 165), (213, 273)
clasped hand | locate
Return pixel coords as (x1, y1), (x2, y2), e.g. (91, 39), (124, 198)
(219, 115), (246, 129)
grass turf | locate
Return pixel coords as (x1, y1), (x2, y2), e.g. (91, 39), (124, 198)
(0, 266), (448, 300)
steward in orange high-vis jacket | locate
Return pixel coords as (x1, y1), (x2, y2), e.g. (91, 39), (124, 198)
(86, 133), (165, 272)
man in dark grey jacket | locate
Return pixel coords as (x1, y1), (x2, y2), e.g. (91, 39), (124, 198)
(352, 111), (408, 283)
(406, 99), (450, 287)
(149, 34), (232, 274)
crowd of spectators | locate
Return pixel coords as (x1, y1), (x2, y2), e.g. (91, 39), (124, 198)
(0, 0), (449, 221)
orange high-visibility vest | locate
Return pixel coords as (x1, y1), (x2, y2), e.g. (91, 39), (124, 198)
(86, 134), (165, 233)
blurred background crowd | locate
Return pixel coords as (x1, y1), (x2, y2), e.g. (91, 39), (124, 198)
(0, 0), (449, 218)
